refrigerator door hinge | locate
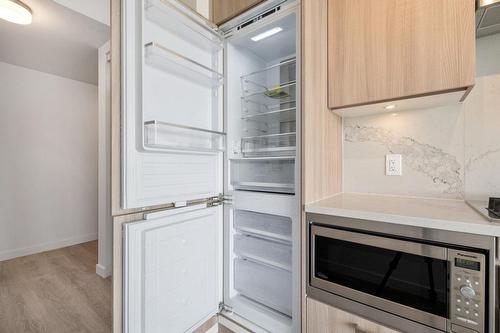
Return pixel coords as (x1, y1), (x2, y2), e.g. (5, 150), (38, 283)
(218, 302), (233, 314)
(207, 193), (225, 207)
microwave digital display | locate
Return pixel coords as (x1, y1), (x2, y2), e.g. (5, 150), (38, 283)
(455, 258), (480, 271)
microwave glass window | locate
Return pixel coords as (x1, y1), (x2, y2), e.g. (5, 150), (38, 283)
(314, 235), (448, 317)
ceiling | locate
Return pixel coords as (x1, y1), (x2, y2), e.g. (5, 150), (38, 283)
(0, 0), (109, 85)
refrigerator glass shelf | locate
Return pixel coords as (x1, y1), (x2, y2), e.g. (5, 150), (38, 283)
(232, 182), (295, 194)
(241, 82), (296, 106)
(241, 58), (296, 96)
(144, 120), (226, 153)
(241, 132), (296, 157)
(241, 105), (296, 122)
(144, 0), (223, 53)
(144, 42), (223, 87)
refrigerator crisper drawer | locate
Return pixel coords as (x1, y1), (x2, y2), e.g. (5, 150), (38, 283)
(234, 234), (292, 271)
(234, 258), (292, 317)
(241, 132), (296, 158)
(230, 159), (295, 194)
(233, 210), (292, 242)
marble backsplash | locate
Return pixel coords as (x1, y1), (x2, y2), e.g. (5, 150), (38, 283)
(343, 33), (500, 201)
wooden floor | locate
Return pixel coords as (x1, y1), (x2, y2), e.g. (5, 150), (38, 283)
(0, 241), (112, 333)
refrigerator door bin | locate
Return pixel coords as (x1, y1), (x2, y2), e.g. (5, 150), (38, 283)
(144, 42), (223, 87)
(241, 132), (296, 158)
(241, 59), (296, 96)
(234, 258), (292, 317)
(144, 0), (223, 53)
(230, 159), (295, 194)
(144, 120), (226, 153)
(233, 210), (292, 242)
(234, 234), (292, 271)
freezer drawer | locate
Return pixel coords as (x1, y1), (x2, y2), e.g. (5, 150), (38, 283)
(234, 234), (292, 271)
(234, 258), (292, 317)
(234, 210), (292, 242)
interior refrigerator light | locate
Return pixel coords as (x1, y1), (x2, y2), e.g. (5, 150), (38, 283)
(251, 27), (283, 42)
(0, 0), (32, 25)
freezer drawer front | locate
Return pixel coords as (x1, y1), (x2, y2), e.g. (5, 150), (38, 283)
(234, 258), (292, 316)
(123, 207), (221, 333)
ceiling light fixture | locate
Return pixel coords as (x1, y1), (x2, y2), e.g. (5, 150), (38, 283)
(384, 104), (396, 110)
(0, 0), (32, 25)
(251, 27), (283, 42)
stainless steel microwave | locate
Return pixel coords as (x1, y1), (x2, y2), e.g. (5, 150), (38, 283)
(306, 214), (497, 333)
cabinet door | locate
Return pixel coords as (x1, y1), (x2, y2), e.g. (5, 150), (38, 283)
(327, 0), (475, 110)
(306, 298), (400, 333)
(212, 0), (264, 25)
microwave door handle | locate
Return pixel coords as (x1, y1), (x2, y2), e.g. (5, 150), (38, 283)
(311, 225), (447, 261)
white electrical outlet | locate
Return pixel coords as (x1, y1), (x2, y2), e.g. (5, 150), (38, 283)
(386, 154), (402, 176)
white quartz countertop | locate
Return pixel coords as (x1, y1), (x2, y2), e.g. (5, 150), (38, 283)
(305, 193), (500, 237)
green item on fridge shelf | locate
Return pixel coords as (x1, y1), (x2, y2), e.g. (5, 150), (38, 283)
(264, 85), (289, 99)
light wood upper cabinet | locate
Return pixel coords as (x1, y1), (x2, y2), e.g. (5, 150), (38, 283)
(327, 0), (476, 110)
(211, 0), (265, 25)
(307, 298), (400, 333)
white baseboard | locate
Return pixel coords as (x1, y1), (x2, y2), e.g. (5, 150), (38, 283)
(95, 263), (111, 278)
(0, 233), (97, 262)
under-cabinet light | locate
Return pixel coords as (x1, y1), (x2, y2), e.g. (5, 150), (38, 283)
(384, 104), (397, 110)
(0, 0), (32, 25)
(251, 27), (283, 42)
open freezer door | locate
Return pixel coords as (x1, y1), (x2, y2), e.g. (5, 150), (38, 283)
(121, 0), (224, 209)
(123, 205), (222, 333)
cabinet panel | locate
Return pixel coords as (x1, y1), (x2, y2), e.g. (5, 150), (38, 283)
(327, 0), (475, 110)
(306, 298), (400, 333)
(212, 0), (264, 25)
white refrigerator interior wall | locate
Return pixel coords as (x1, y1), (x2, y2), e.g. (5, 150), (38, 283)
(0, 61), (98, 261)
(343, 33), (500, 201)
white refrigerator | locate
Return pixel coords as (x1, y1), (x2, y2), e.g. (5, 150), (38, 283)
(119, 0), (301, 332)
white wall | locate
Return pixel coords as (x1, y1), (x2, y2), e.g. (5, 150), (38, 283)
(0, 61), (98, 261)
(343, 33), (500, 201)
(52, 0), (110, 26)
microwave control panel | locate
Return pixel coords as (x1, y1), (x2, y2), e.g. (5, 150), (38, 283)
(449, 249), (486, 333)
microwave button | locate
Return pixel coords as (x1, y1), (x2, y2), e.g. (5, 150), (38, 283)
(456, 316), (468, 323)
(474, 303), (479, 308)
(467, 319), (479, 326)
(460, 285), (476, 299)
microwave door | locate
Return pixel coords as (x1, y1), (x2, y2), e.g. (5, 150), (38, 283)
(310, 225), (449, 332)
(121, 0), (224, 210)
